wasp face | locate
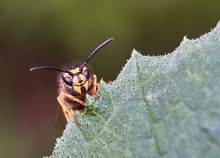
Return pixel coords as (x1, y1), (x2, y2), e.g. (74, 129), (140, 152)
(62, 66), (91, 94)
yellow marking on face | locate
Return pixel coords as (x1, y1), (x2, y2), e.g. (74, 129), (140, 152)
(73, 86), (82, 94)
(79, 74), (86, 83)
(84, 81), (89, 91)
(70, 67), (80, 74)
(72, 74), (86, 86)
(73, 80), (89, 94)
(63, 72), (71, 78)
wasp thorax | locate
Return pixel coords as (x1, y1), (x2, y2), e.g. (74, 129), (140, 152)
(62, 66), (90, 94)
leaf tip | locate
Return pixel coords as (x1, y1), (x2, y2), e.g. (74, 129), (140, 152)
(131, 49), (139, 55)
(182, 36), (189, 42)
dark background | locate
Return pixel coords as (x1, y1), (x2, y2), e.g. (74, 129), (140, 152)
(0, 0), (219, 157)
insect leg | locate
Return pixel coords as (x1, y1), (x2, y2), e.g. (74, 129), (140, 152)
(91, 74), (99, 98)
(57, 95), (78, 124)
(59, 91), (87, 106)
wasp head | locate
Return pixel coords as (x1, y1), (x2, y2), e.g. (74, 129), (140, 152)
(62, 66), (91, 94)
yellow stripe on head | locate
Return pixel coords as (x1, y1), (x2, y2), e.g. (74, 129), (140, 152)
(70, 67), (81, 75)
(63, 72), (71, 78)
(73, 81), (89, 94)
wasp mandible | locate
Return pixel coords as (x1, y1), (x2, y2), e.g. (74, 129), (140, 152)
(30, 38), (114, 124)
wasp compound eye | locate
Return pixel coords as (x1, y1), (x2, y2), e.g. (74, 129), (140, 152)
(83, 69), (90, 79)
(63, 76), (72, 86)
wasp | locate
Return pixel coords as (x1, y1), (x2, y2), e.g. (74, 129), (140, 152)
(30, 38), (114, 124)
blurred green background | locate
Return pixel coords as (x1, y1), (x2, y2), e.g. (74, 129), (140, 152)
(0, 0), (219, 157)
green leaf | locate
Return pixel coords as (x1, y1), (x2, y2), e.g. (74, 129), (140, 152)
(49, 21), (220, 158)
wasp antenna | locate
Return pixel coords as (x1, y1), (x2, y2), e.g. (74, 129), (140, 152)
(30, 66), (65, 72)
(80, 38), (114, 69)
